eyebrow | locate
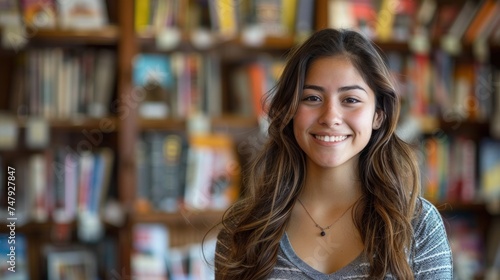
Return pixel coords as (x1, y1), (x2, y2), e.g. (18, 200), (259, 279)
(303, 84), (367, 94)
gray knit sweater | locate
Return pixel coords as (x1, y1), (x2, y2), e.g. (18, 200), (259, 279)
(216, 198), (453, 279)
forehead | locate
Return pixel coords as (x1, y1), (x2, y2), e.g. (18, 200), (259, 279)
(305, 56), (368, 85)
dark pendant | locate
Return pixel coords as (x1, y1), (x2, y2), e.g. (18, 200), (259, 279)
(320, 231), (326, 236)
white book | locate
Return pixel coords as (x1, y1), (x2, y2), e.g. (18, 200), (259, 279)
(57, 0), (108, 29)
(30, 154), (48, 222)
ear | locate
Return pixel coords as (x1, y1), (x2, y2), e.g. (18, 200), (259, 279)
(372, 109), (384, 130)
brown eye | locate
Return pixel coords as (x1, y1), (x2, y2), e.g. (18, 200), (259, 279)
(344, 97), (360, 104)
(302, 95), (322, 102)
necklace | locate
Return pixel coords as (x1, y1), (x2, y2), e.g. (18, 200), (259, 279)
(297, 198), (355, 237)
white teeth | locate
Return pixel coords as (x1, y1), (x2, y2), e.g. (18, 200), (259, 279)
(315, 135), (347, 142)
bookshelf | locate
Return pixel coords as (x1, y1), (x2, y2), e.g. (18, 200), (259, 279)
(0, 0), (499, 279)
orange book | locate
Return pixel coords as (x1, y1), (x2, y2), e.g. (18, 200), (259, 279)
(424, 138), (439, 202)
(463, 0), (497, 43)
(247, 62), (266, 117)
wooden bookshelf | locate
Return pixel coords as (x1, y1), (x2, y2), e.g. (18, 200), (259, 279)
(13, 117), (119, 131)
(133, 209), (224, 226)
(28, 26), (119, 44)
(139, 116), (258, 131)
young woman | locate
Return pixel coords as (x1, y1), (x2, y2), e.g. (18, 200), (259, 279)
(215, 28), (453, 279)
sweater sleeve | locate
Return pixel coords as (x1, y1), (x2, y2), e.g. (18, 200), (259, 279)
(411, 198), (454, 279)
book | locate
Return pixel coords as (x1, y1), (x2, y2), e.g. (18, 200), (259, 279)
(350, 0), (378, 39)
(77, 151), (93, 213)
(52, 149), (67, 222)
(463, 0), (498, 43)
(328, 0), (356, 32)
(134, 0), (151, 33)
(135, 138), (151, 212)
(228, 64), (253, 117)
(294, 0), (315, 40)
(0, 234), (28, 279)
(89, 148), (114, 214)
(145, 131), (188, 212)
(188, 239), (216, 279)
(209, 0), (238, 38)
(422, 137), (439, 201)
(492, 70), (500, 138)
(479, 139), (500, 202)
(281, 0), (297, 36)
(254, 0), (285, 36)
(443, 212), (485, 279)
(375, 0), (395, 41)
(430, 2), (464, 39)
(459, 138), (477, 202)
(184, 134), (240, 210)
(45, 246), (97, 280)
(89, 50), (116, 117)
(30, 153), (49, 222)
(0, 0), (22, 27)
(247, 62), (266, 118)
(131, 224), (169, 280)
(20, 0), (57, 28)
(446, 0), (481, 40)
(204, 53), (222, 117)
(486, 217), (500, 276)
(168, 246), (190, 279)
(133, 53), (174, 118)
(57, 0), (108, 29)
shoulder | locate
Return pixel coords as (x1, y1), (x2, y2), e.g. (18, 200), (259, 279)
(411, 197), (453, 279)
(412, 197), (445, 235)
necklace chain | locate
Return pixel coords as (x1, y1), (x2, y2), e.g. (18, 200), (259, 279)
(297, 198), (355, 237)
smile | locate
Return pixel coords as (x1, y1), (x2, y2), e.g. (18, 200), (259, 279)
(314, 135), (348, 142)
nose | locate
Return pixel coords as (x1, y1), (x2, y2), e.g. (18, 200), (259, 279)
(318, 101), (342, 127)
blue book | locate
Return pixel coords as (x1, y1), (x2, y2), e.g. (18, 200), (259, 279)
(0, 234), (28, 280)
(133, 54), (173, 88)
(479, 138), (500, 200)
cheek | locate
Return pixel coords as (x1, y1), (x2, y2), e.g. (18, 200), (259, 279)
(352, 110), (377, 130)
(293, 108), (308, 130)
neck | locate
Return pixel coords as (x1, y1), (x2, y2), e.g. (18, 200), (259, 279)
(300, 159), (362, 208)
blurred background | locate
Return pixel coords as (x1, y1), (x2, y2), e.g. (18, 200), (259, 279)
(0, 0), (499, 279)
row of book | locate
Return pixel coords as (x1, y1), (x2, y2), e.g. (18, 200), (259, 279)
(136, 0), (497, 46)
(10, 48), (116, 119)
(0, 0), (108, 29)
(135, 0), (315, 40)
(133, 52), (221, 119)
(0, 148), (114, 225)
(419, 136), (500, 204)
(386, 51), (499, 125)
(7, 48), (282, 121)
(9, 48), (499, 126)
(227, 57), (284, 118)
(136, 132), (240, 213)
(133, 52), (284, 119)
(0, 234), (120, 280)
(443, 214), (500, 279)
(327, 0), (500, 46)
(132, 223), (216, 280)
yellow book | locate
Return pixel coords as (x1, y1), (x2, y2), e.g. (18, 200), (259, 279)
(214, 0), (237, 38)
(135, 0), (150, 33)
(282, 0), (297, 35)
(376, 0), (396, 41)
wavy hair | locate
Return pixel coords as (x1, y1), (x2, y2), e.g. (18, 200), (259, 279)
(215, 28), (421, 279)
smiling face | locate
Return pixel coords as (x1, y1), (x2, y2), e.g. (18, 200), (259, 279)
(293, 55), (383, 171)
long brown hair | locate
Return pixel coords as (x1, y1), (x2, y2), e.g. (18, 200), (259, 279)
(215, 28), (421, 279)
